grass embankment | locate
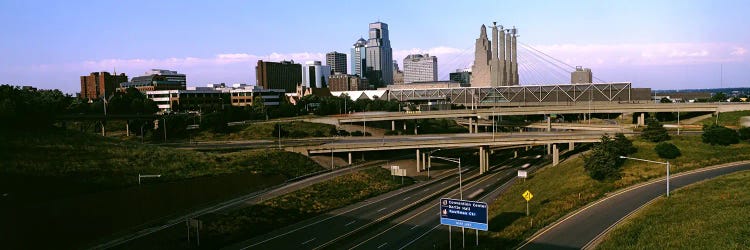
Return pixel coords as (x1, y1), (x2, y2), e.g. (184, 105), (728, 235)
(598, 171), (750, 249)
(0, 127), (324, 189)
(192, 121), (336, 141)
(200, 167), (411, 248)
(701, 110), (750, 127)
(484, 135), (750, 248)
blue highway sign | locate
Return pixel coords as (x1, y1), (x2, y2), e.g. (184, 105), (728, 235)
(439, 198), (488, 231)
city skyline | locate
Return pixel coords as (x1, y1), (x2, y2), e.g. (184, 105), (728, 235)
(1, 0), (749, 94)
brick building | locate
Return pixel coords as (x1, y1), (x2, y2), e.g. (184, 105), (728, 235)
(256, 60), (302, 93)
(80, 72), (128, 100)
(328, 73), (368, 91)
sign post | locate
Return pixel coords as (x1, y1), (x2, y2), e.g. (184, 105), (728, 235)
(440, 198), (488, 249)
(522, 190), (533, 216)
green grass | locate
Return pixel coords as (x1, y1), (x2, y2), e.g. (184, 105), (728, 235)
(192, 121), (336, 141)
(701, 110), (750, 127)
(598, 171), (750, 249)
(200, 167), (412, 248)
(0, 127), (324, 188)
(484, 135), (750, 248)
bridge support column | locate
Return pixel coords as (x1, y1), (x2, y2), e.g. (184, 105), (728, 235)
(547, 116), (552, 132)
(514, 150), (518, 158)
(569, 141), (574, 151)
(391, 120), (395, 131)
(638, 113), (645, 127)
(553, 144), (560, 166)
(479, 147), (484, 174)
(479, 146), (489, 174)
(546, 144), (551, 155)
(416, 149), (421, 172)
(422, 153), (427, 171)
(348, 152), (352, 165)
(468, 118), (474, 133)
(403, 122), (407, 130)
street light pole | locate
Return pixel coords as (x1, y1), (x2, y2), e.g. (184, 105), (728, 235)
(430, 155), (462, 199)
(620, 156), (670, 197)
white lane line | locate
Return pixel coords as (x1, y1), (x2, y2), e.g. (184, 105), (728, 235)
(301, 237), (316, 245)
(345, 220), (357, 226)
(378, 207), (387, 212)
(423, 188), (430, 192)
(399, 224), (440, 250)
(441, 181), (446, 184)
(377, 242), (388, 249)
(410, 224), (420, 230)
(403, 196), (411, 200)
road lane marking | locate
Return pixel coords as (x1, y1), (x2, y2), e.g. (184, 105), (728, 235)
(378, 207), (387, 212)
(518, 161), (750, 249)
(403, 196), (411, 200)
(423, 188), (430, 192)
(345, 220), (357, 226)
(400, 224), (440, 250)
(242, 168), (461, 249)
(348, 171), (504, 249)
(377, 242), (388, 249)
(301, 238), (316, 245)
(410, 224), (419, 230)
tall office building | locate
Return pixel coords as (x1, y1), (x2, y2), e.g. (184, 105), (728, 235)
(256, 60), (302, 93)
(365, 22), (393, 86)
(350, 38), (367, 77)
(471, 22), (518, 87)
(302, 61), (331, 88)
(119, 69), (186, 92)
(80, 71), (128, 100)
(403, 54), (438, 83)
(392, 60), (404, 84)
(326, 51), (347, 75)
(449, 68), (472, 85)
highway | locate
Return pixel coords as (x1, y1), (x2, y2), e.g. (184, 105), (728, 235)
(228, 151), (542, 250)
(518, 161), (750, 250)
(227, 167), (466, 250)
(305, 131), (606, 154)
(333, 155), (547, 250)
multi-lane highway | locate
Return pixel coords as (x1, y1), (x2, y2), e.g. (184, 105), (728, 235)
(518, 161), (750, 250)
(334, 156), (547, 250)
(225, 150), (547, 250)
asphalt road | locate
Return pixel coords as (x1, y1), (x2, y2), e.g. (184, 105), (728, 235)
(335, 156), (547, 250)
(226, 167), (468, 250)
(518, 161), (750, 250)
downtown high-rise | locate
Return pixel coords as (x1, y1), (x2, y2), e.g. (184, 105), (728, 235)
(403, 54), (437, 83)
(326, 51), (347, 75)
(351, 38), (367, 77)
(365, 22), (393, 86)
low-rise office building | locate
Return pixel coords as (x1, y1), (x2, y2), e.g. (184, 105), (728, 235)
(119, 69), (186, 92)
(146, 84), (285, 112)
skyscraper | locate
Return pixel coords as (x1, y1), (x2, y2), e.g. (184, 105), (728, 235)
(365, 22), (393, 87)
(326, 51), (347, 74)
(471, 25), (491, 87)
(403, 54), (438, 83)
(256, 60), (302, 93)
(302, 61), (331, 88)
(350, 38), (367, 77)
(471, 22), (518, 87)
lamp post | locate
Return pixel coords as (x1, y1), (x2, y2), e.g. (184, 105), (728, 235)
(431, 155), (464, 249)
(427, 149), (443, 180)
(620, 156), (670, 197)
(430, 156), (462, 199)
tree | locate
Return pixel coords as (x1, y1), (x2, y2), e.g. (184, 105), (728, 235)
(711, 92), (727, 102)
(738, 127), (750, 141)
(640, 118), (670, 142)
(272, 123), (289, 138)
(612, 133), (637, 155)
(583, 135), (625, 180)
(655, 142), (681, 159)
(702, 124), (738, 145)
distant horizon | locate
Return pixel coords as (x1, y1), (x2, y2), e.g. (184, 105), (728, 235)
(1, 0), (748, 94)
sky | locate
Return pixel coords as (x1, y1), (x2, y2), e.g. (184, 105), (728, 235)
(1, 0), (748, 94)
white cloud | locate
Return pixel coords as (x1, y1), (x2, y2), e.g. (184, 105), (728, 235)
(731, 47), (747, 56)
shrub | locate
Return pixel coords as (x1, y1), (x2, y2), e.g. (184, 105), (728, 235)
(738, 127), (750, 141)
(655, 142), (681, 159)
(350, 131), (364, 136)
(641, 118), (670, 142)
(613, 133), (637, 155)
(702, 124), (738, 145)
(583, 135), (625, 180)
(384, 130), (399, 136)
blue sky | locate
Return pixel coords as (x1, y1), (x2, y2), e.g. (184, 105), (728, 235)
(1, 0), (748, 93)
